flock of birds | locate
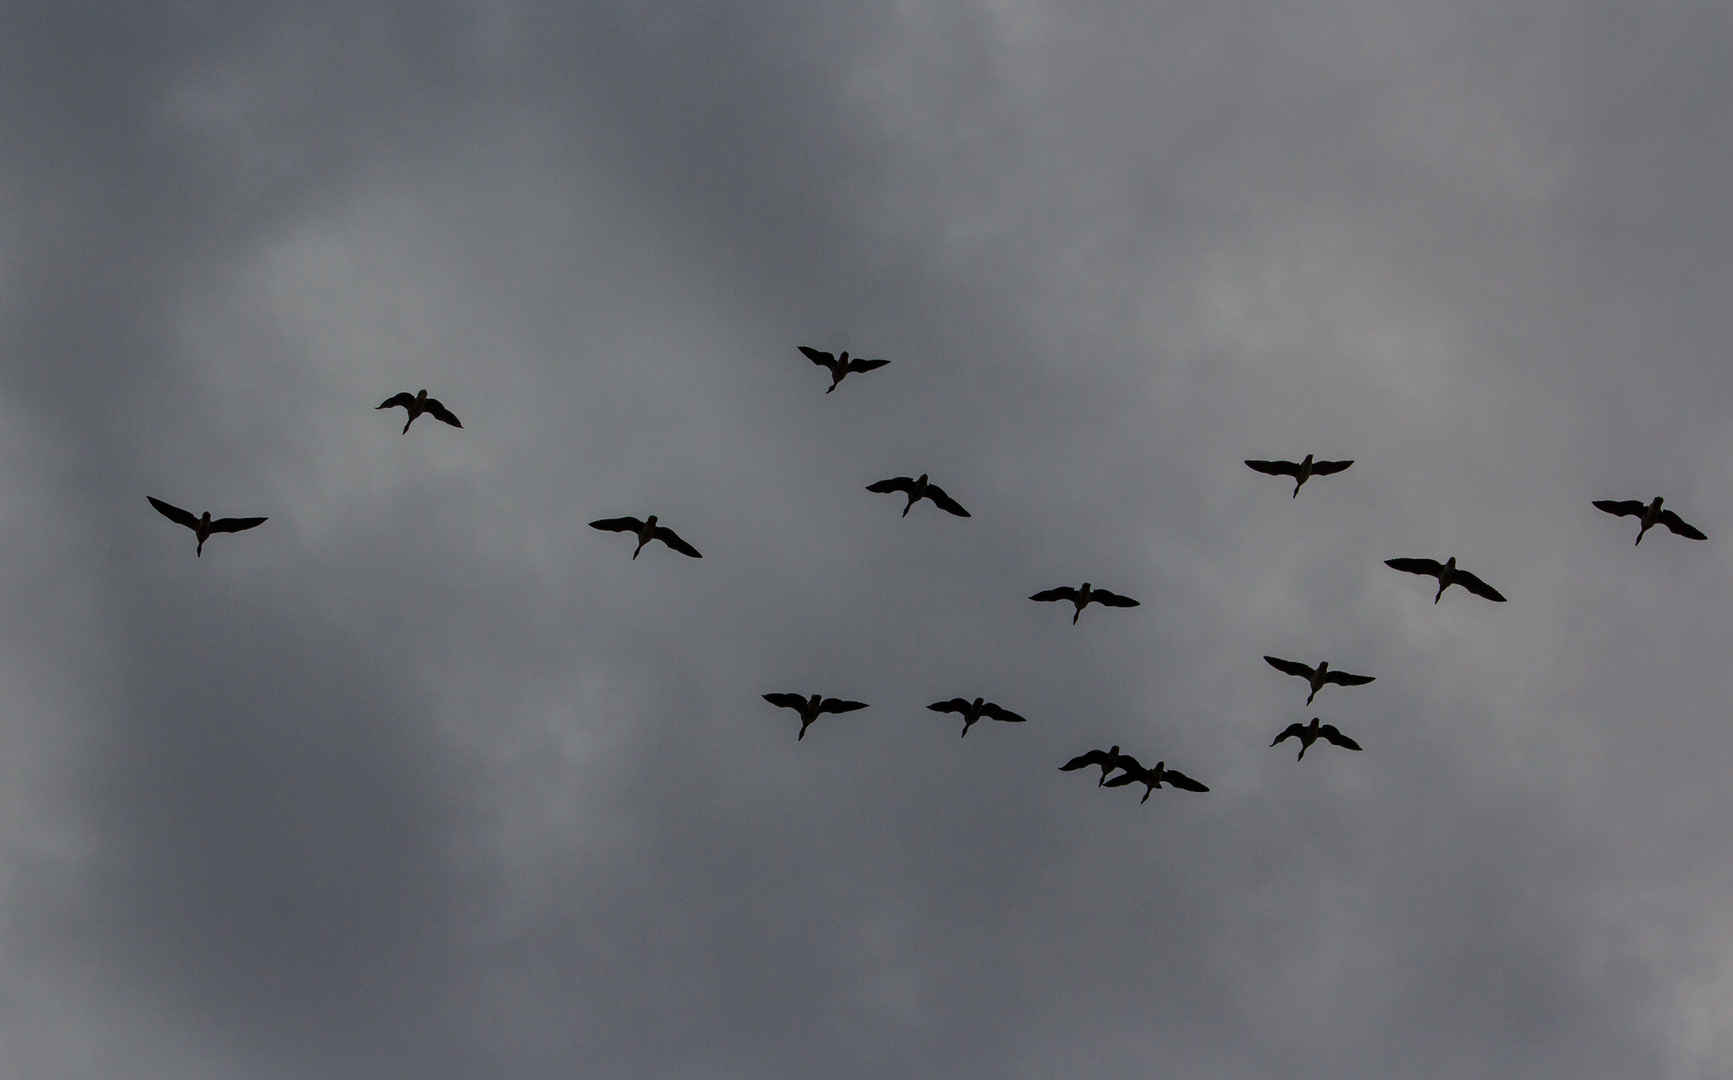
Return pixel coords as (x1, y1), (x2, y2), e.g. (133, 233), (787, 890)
(147, 350), (1711, 803)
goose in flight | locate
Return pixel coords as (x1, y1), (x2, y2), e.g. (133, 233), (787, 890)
(1593, 497), (1707, 546)
(376, 389), (462, 433)
(866, 474), (970, 517)
(148, 497), (266, 557)
(798, 346), (891, 393)
(927, 697), (1027, 737)
(1245, 454), (1353, 497)
(1030, 582), (1140, 624)
(1271, 717), (1363, 760)
(1384, 557), (1506, 603)
(762, 693), (869, 740)
(1263, 656), (1375, 705)
(1060, 745), (1130, 785)
(1103, 757), (1210, 802)
(589, 516), (703, 559)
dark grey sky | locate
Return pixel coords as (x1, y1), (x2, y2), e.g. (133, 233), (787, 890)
(3, 1), (1732, 1077)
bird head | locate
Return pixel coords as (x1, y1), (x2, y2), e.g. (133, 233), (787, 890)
(416, 389), (428, 401)
(1301, 453), (1313, 466)
(645, 515), (658, 528)
(972, 698), (985, 709)
(916, 474), (928, 484)
(1444, 556), (1457, 570)
(199, 512), (212, 526)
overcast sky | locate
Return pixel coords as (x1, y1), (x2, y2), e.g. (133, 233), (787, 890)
(2, 1), (1732, 1077)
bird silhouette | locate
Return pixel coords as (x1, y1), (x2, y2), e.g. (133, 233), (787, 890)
(1384, 557), (1506, 603)
(1103, 758), (1210, 802)
(1263, 656), (1375, 705)
(589, 516), (703, 559)
(798, 346), (891, 393)
(762, 693), (869, 740)
(927, 697), (1027, 737)
(1029, 582), (1140, 624)
(1060, 745), (1130, 785)
(1245, 453), (1353, 497)
(1271, 717), (1363, 760)
(148, 497), (266, 557)
(376, 389), (462, 433)
(1593, 497), (1707, 546)
(866, 474), (970, 517)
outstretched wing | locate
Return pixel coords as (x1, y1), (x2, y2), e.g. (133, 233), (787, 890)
(1161, 769), (1210, 793)
(1385, 557), (1444, 577)
(1593, 500), (1645, 519)
(762, 693), (807, 711)
(1322, 669), (1375, 688)
(1271, 723), (1307, 746)
(652, 526), (703, 558)
(1060, 749), (1111, 772)
(1658, 510), (1707, 540)
(866, 476), (916, 494)
(376, 392), (416, 411)
(208, 516), (267, 534)
(980, 703), (1026, 723)
(589, 517), (647, 533)
(818, 698), (869, 715)
(1089, 589), (1140, 608)
(798, 346), (837, 368)
(927, 699), (971, 715)
(424, 398), (463, 428)
(1310, 459), (1354, 475)
(922, 483), (971, 517)
(1453, 569), (1507, 602)
(1030, 587), (1079, 603)
(1245, 459), (1301, 477)
(147, 496), (199, 530)
(1263, 655), (1316, 679)
(845, 357), (891, 374)
(1102, 769), (1145, 789)
(1318, 725), (1363, 751)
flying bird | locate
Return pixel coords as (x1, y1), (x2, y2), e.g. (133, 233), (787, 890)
(1103, 759), (1210, 802)
(1060, 745), (1130, 786)
(148, 497), (266, 557)
(1245, 454), (1353, 497)
(866, 474), (970, 518)
(376, 389), (462, 433)
(1271, 717), (1363, 760)
(1030, 582), (1140, 624)
(1593, 497), (1707, 546)
(798, 346), (891, 393)
(1263, 656), (1375, 705)
(927, 697), (1027, 737)
(762, 693), (869, 740)
(1384, 557), (1506, 603)
(588, 516), (703, 559)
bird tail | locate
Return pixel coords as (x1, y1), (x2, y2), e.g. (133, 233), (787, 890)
(1072, 609), (1080, 625)
(826, 384), (835, 393)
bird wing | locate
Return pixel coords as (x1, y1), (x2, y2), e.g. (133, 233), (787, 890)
(1593, 500), (1646, 519)
(1245, 460), (1300, 477)
(1385, 557), (1444, 577)
(376, 392), (416, 411)
(980, 703), (1026, 723)
(589, 517), (646, 533)
(1060, 749), (1111, 771)
(927, 699), (970, 715)
(762, 693), (808, 711)
(1453, 569), (1507, 602)
(845, 357), (891, 374)
(1030, 587), (1079, 603)
(1264, 655), (1316, 679)
(1271, 723), (1307, 746)
(208, 516), (267, 534)
(922, 483), (971, 517)
(1319, 725), (1363, 751)
(424, 398), (463, 428)
(147, 496), (200, 530)
(1322, 670), (1375, 687)
(1161, 769), (1210, 793)
(798, 345), (837, 368)
(1108, 753), (1142, 775)
(1089, 589), (1140, 608)
(1658, 510), (1707, 540)
(1102, 769), (1145, 788)
(1310, 460), (1354, 475)
(818, 699), (869, 715)
(652, 526), (703, 558)
(866, 476), (916, 494)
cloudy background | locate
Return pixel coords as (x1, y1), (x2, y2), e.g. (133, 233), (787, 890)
(2, 1), (1732, 1076)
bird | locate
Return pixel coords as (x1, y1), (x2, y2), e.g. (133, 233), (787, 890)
(866, 474), (970, 517)
(1245, 454), (1353, 497)
(588, 516), (703, 559)
(376, 389), (462, 433)
(798, 346), (891, 393)
(1060, 745), (1130, 786)
(1270, 717), (1363, 760)
(1103, 759), (1210, 802)
(1263, 656), (1375, 705)
(927, 697), (1027, 737)
(148, 497), (266, 557)
(1384, 557), (1506, 603)
(762, 693), (869, 740)
(1030, 582), (1140, 624)
(1593, 497), (1707, 546)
